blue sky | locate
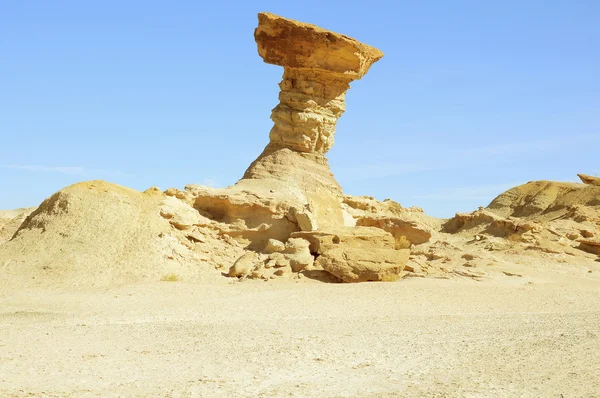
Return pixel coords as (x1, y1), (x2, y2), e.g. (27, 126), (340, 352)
(1, 0), (598, 217)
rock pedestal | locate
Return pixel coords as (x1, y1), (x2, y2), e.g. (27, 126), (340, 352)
(245, 12), (383, 192)
(191, 13), (384, 248)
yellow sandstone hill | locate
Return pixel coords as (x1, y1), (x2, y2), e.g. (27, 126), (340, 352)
(0, 181), (244, 288)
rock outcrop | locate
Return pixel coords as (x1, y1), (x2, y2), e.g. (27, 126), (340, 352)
(0, 181), (245, 287)
(486, 180), (600, 220)
(188, 13), (384, 251)
(0, 207), (35, 246)
(292, 227), (409, 282)
(184, 13), (414, 282)
(342, 195), (436, 248)
(578, 173), (600, 186)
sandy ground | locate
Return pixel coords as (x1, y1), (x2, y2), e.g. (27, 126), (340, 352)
(1, 276), (599, 398)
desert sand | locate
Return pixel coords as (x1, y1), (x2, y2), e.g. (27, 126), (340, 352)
(2, 275), (599, 397)
(1, 12), (599, 397)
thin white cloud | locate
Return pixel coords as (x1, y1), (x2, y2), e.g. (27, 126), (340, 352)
(0, 164), (128, 177)
(337, 162), (438, 180)
(338, 133), (599, 181)
(201, 177), (218, 187)
(412, 182), (521, 201)
(451, 133), (600, 161)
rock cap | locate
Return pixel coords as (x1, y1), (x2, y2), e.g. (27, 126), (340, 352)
(255, 12), (383, 79)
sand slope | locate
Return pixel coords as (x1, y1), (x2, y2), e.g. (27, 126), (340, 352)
(0, 181), (232, 288)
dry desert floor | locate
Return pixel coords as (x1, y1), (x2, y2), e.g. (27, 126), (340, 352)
(1, 276), (599, 397)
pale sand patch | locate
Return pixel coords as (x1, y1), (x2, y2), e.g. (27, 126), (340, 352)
(1, 277), (598, 397)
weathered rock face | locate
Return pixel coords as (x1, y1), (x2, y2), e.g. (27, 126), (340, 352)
(191, 13), (384, 248)
(487, 180), (600, 220)
(342, 195), (435, 248)
(0, 181), (246, 287)
(253, 12), (383, 156)
(246, 13), (382, 198)
(578, 174), (600, 186)
(291, 227), (409, 282)
(0, 207), (35, 246)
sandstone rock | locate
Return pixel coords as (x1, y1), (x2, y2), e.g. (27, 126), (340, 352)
(228, 252), (261, 278)
(487, 181), (600, 220)
(0, 181), (236, 287)
(255, 12), (383, 82)
(267, 252), (290, 268)
(444, 208), (499, 233)
(343, 196), (404, 217)
(291, 226), (396, 254)
(292, 227), (407, 282)
(283, 238), (314, 272)
(315, 247), (409, 282)
(273, 267), (293, 277)
(343, 195), (439, 247)
(581, 230), (595, 238)
(356, 215), (432, 247)
(263, 238), (285, 254)
(577, 173), (600, 186)
(254, 12), (381, 155)
(174, 14), (385, 253)
(159, 196), (206, 230)
(578, 240), (600, 256)
(0, 207), (36, 246)
(290, 206), (319, 231)
(444, 207), (542, 238)
(453, 267), (486, 279)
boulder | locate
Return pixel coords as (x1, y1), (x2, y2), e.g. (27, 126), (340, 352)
(291, 227), (408, 282)
(228, 252), (261, 278)
(291, 226), (396, 254)
(263, 238), (285, 254)
(316, 247), (409, 282)
(283, 238), (314, 272)
(356, 215), (432, 247)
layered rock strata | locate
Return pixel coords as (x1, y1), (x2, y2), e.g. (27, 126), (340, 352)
(191, 13), (384, 249)
(578, 173), (600, 186)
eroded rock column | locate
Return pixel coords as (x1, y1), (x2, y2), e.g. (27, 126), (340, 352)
(254, 12), (384, 157)
(191, 13), (385, 249)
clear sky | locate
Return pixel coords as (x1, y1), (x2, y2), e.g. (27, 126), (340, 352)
(1, 0), (598, 217)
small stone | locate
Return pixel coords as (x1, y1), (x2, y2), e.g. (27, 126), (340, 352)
(283, 238), (314, 272)
(228, 252), (260, 278)
(263, 238), (285, 254)
(273, 268), (291, 277)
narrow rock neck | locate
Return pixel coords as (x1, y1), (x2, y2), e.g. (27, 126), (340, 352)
(267, 68), (353, 155)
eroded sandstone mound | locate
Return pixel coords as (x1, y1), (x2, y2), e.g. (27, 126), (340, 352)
(0, 207), (35, 245)
(406, 177), (600, 281)
(487, 180), (600, 220)
(0, 181), (244, 287)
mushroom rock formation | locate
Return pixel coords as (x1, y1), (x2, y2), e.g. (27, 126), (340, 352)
(190, 13), (384, 249)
